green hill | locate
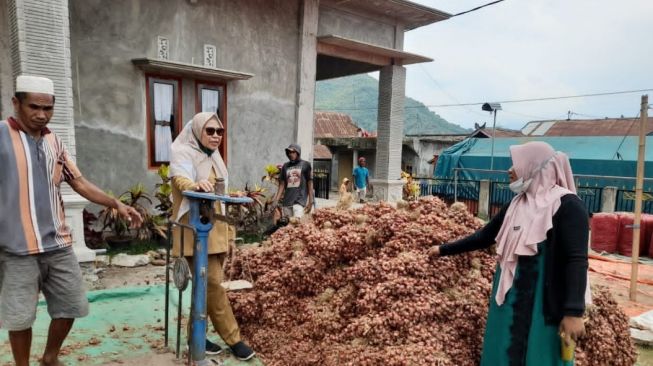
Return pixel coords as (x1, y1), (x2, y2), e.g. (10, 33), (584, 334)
(315, 74), (468, 135)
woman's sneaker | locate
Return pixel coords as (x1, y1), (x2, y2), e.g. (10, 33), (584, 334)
(205, 339), (223, 355)
(230, 341), (255, 361)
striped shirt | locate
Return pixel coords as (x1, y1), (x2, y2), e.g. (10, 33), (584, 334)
(0, 117), (82, 256)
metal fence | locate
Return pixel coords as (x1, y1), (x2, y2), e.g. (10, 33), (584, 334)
(615, 190), (653, 214)
(419, 178), (453, 198)
(576, 186), (603, 215)
(418, 168), (653, 217)
(489, 184), (603, 218)
(419, 176), (605, 218)
(314, 169), (330, 199)
(489, 181), (515, 218)
(418, 178), (480, 215)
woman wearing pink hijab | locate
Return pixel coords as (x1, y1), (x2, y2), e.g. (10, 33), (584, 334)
(431, 141), (590, 365)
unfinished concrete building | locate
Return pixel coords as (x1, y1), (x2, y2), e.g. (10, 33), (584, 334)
(0, 0), (450, 260)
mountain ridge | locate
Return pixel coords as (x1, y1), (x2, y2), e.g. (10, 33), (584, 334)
(315, 74), (468, 135)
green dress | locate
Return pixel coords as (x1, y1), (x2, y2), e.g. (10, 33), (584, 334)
(481, 242), (574, 366)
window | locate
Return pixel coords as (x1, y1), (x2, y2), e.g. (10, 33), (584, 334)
(196, 81), (227, 161)
(146, 75), (181, 167)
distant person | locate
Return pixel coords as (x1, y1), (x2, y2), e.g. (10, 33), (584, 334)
(0, 75), (142, 366)
(353, 157), (370, 203)
(272, 144), (314, 218)
(337, 178), (354, 210)
(340, 177), (352, 195)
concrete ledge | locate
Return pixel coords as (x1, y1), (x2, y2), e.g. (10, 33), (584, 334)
(132, 58), (254, 81)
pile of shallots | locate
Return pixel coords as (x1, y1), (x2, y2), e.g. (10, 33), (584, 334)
(226, 197), (636, 366)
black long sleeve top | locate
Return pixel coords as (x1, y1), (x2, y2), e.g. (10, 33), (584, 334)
(440, 194), (589, 324)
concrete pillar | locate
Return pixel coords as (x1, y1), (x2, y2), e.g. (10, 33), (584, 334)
(601, 186), (617, 213)
(0, 3), (12, 116)
(393, 23), (405, 50)
(371, 65), (406, 201)
(352, 149), (359, 170)
(478, 180), (490, 220)
(295, 0), (319, 162)
(8, 0), (94, 261)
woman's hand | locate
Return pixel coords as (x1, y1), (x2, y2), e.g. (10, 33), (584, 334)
(428, 246), (441, 258)
(559, 316), (586, 345)
(196, 179), (213, 192)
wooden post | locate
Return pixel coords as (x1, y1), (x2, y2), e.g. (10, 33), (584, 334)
(630, 94), (649, 301)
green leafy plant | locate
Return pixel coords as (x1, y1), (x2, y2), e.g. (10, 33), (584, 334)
(262, 164), (281, 183)
(97, 191), (130, 239)
(98, 183), (168, 245)
(155, 165), (173, 220)
(122, 183), (156, 241)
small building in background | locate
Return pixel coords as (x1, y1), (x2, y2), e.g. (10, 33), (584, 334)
(314, 111), (376, 191)
(521, 117), (653, 137)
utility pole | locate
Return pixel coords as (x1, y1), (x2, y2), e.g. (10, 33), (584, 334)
(630, 94), (649, 301)
(482, 103), (501, 171)
(490, 110), (497, 170)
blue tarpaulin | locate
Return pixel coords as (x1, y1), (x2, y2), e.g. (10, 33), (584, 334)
(435, 136), (653, 190)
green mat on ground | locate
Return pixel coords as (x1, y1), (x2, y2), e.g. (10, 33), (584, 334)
(0, 285), (262, 365)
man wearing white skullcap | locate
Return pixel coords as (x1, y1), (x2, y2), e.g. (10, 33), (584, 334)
(15, 75), (56, 95)
(0, 75), (143, 366)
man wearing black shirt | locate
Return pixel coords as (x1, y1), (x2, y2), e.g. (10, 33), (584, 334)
(272, 144), (313, 218)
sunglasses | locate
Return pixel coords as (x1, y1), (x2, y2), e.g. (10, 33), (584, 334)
(205, 127), (224, 136)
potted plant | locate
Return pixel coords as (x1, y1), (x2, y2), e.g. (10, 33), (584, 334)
(83, 209), (106, 249)
(401, 171), (420, 201)
(154, 164), (173, 220)
(97, 191), (132, 249)
(98, 183), (168, 249)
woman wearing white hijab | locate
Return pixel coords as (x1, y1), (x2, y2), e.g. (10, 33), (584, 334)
(170, 112), (255, 360)
(431, 141), (590, 365)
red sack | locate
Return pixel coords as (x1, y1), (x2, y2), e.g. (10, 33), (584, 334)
(590, 213), (619, 253)
(617, 212), (651, 257)
(642, 214), (653, 257)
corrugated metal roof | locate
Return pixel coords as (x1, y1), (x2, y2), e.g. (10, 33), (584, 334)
(521, 122), (540, 136)
(313, 144), (333, 160)
(530, 121), (556, 136)
(471, 127), (523, 138)
(314, 111), (361, 138)
(522, 118), (653, 137)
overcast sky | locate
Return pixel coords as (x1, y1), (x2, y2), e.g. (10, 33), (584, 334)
(399, 0), (653, 131)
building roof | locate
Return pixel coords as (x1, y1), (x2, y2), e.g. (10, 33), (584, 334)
(521, 117), (653, 137)
(317, 35), (433, 66)
(470, 127), (523, 138)
(313, 144), (333, 160)
(404, 134), (468, 142)
(314, 111), (361, 138)
(322, 0), (451, 31)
